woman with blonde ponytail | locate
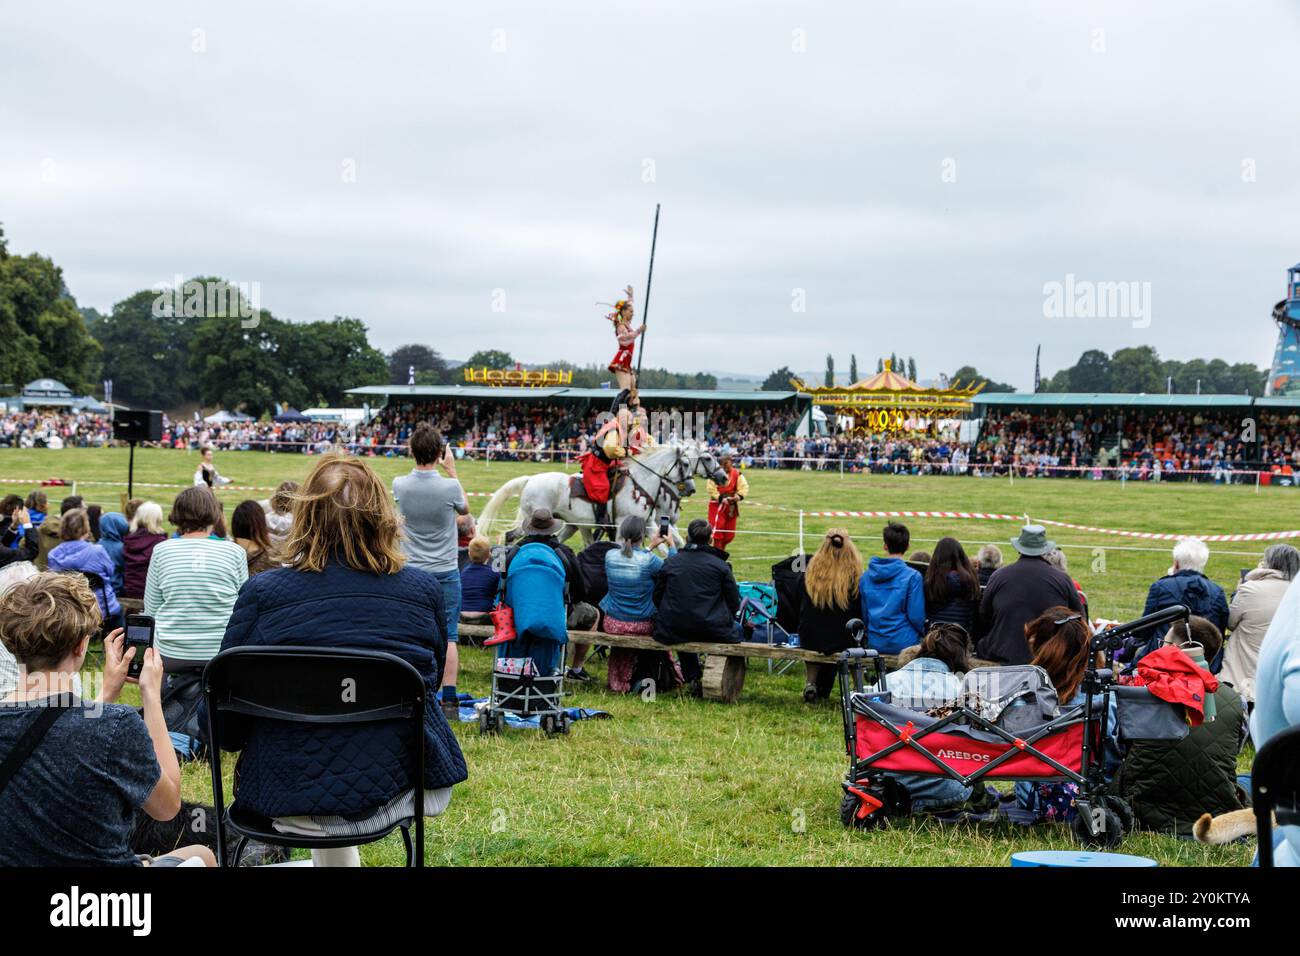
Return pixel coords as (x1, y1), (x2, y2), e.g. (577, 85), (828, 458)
(797, 528), (864, 702)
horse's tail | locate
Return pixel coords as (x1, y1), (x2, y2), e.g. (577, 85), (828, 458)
(477, 475), (531, 540)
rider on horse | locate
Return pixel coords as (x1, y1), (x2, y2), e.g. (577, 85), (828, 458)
(579, 389), (653, 539)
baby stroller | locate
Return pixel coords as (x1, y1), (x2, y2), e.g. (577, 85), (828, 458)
(479, 540), (570, 737)
(481, 644), (569, 736)
(836, 604), (1192, 848)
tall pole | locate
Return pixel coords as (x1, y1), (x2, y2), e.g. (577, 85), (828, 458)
(635, 203), (661, 381)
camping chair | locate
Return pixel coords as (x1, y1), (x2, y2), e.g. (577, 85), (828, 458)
(737, 584), (795, 676)
(1252, 725), (1300, 868)
(203, 646), (428, 867)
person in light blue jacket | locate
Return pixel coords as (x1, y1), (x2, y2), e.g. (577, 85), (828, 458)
(1251, 575), (1300, 866)
(601, 516), (675, 632)
(859, 521), (925, 654)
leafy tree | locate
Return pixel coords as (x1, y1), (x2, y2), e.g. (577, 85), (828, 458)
(91, 290), (196, 409)
(388, 344), (447, 385)
(849, 355), (858, 383)
(762, 366), (796, 391)
(464, 349), (515, 370)
(951, 365), (1015, 393)
(1109, 346), (1164, 394)
(907, 356), (917, 382)
(824, 354), (835, 387)
(876, 357), (884, 374)
(189, 312), (306, 418)
(0, 225), (101, 393)
(288, 316), (388, 406)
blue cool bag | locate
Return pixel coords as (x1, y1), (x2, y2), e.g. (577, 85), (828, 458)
(503, 541), (568, 644)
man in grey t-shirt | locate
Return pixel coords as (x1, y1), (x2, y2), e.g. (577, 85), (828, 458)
(393, 423), (469, 717)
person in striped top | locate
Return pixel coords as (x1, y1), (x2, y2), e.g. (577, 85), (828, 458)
(143, 487), (247, 666)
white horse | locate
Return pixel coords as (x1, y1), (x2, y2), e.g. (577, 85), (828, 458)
(477, 442), (728, 547)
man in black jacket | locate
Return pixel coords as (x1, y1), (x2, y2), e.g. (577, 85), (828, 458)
(653, 520), (742, 692)
(977, 525), (1082, 664)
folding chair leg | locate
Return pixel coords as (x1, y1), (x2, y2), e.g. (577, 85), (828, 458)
(400, 825), (415, 867)
(230, 835), (249, 868)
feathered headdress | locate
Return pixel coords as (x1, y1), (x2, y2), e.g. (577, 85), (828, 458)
(598, 285), (635, 323)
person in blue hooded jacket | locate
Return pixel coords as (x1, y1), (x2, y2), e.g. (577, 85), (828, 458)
(96, 512), (128, 592)
(859, 521), (925, 654)
(46, 508), (122, 628)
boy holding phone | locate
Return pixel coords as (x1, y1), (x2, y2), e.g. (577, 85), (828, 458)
(0, 573), (214, 866)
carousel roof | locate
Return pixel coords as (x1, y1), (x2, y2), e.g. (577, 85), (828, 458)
(789, 360), (983, 405)
(845, 365), (925, 391)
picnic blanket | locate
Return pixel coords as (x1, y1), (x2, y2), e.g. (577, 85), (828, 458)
(450, 693), (611, 729)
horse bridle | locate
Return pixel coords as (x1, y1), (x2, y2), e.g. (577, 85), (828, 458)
(626, 446), (694, 510)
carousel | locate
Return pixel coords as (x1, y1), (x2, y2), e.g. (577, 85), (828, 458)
(790, 360), (984, 436)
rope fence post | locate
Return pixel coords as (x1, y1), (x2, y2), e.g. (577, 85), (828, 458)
(798, 508), (805, 556)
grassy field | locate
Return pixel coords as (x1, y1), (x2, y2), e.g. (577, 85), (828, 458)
(3, 445), (1283, 866)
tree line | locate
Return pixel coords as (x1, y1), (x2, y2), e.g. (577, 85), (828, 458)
(0, 225), (715, 418)
(762, 348), (1267, 397)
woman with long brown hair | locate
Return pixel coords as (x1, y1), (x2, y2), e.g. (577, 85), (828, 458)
(923, 536), (980, 633)
(1024, 606), (1094, 703)
(206, 453), (468, 866)
(230, 499), (277, 576)
(797, 528), (864, 702)
(1016, 606), (1121, 820)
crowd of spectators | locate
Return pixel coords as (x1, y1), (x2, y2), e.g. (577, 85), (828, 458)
(6, 403), (1300, 485)
(2, 422), (1300, 865)
(0, 411), (113, 448)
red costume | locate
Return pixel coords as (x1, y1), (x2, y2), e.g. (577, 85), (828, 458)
(580, 451), (614, 503)
(707, 466), (745, 549)
(608, 340), (636, 374)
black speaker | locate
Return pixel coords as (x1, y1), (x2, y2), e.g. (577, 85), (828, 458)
(113, 409), (163, 443)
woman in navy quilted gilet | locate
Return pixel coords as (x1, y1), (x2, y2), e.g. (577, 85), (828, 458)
(206, 454), (467, 866)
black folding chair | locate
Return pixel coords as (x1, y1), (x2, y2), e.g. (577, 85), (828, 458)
(1252, 725), (1300, 868)
(203, 646), (428, 867)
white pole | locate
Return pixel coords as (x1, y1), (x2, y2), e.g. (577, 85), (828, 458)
(798, 509), (805, 556)
(1256, 470), (1261, 494)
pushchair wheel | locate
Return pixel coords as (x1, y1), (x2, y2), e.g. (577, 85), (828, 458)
(478, 709), (499, 735)
(541, 714), (558, 736)
(840, 788), (886, 830)
(1102, 795), (1134, 834)
(1071, 805), (1124, 849)
(557, 712), (570, 735)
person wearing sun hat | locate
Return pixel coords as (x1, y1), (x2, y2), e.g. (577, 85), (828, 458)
(975, 524), (1083, 664)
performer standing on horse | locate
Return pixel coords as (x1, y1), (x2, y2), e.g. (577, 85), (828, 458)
(605, 285), (644, 394)
(706, 451), (748, 550)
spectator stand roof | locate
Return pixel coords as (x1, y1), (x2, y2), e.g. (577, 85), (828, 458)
(971, 392), (1263, 409)
(346, 384), (804, 404)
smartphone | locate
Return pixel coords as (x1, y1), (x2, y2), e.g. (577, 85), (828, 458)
(658, 515), (671, 538)
(124, 614), (155, 680)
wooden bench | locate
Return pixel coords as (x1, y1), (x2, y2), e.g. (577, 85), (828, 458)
(458, 622), (907, 703)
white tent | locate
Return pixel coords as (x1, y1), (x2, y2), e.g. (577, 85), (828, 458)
(203, 409), (254, 424)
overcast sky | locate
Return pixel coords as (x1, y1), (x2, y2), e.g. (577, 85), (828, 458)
(2, 1), (1298, 389)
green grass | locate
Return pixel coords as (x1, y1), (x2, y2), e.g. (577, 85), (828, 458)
(3, 445), (1277, 866)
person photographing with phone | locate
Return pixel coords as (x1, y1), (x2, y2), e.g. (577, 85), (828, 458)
(0, 573), (214, 866)
(0, 500), (38, 568)
(393, 424), (470, 719)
